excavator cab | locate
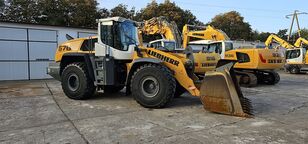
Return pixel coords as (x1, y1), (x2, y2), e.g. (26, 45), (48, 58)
(148, 39), (177, 51)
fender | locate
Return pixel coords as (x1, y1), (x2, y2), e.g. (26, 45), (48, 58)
(60, 53), (95, 82)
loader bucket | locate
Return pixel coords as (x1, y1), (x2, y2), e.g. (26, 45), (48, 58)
(199, 60), (253, 117)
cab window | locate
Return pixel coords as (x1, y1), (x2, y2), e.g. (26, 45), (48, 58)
(286, 49), (301, 59)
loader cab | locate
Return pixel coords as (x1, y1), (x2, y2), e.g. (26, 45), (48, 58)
(95, 17), (139, 60)
(148, 39), (177, 51)
(286, 48), (306, 64)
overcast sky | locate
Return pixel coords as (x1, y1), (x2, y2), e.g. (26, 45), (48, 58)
(97, 0), (308, 33)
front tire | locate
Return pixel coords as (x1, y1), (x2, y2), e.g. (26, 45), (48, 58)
(61, 62), (95, 100)
(131, 64), (176, 108)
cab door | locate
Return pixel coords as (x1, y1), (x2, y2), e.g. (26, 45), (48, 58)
(286, 48), (304, 64)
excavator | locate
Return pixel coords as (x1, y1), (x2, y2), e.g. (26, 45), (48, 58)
(285, 37), (308, 73)
(183, 25), (284, 87)
(47, 17), (252, 117)
(263, 34), (308, 73)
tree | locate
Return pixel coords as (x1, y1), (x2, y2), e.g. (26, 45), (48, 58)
(276, 29), (288, 40)
(110, 4), (135, 19)
(208, 11), (253, 40)
(0, 0), (4, 10)
(300, 28), (308, 39)
(37, 0), (98, 28)
(2, 0), (40, 23)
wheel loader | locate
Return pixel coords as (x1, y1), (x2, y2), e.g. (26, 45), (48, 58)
(47, 17), (252, 117)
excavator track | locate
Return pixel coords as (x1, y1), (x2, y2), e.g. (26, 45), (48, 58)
(235, 70), (258, 87)
(256, 70), (280, 85)
(235, 70), (280, 87)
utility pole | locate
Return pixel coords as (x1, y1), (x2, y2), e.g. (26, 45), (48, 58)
(286, 10), (308, 41)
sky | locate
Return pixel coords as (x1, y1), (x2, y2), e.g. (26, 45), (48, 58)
(97, 0), (308, 33)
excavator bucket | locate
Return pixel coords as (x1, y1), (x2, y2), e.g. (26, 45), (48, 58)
(199, 60), (253, 117)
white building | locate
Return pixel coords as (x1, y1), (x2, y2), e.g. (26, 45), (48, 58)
(0, 22), (97, 81)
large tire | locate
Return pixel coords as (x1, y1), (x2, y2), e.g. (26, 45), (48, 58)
(104, 85), (125, 93)
(131, 64), (176, 108)
(61, 62), (95, 100)
(290, 66), (300, 74)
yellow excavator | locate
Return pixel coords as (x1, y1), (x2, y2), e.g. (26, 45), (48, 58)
(263, 34), (308, 74)
(264, 34), (295, 49)
(285, 37), (308, 73)
(183, 25), (285, 87)
(47, 17), (252, 117)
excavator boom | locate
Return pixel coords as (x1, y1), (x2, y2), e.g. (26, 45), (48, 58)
(294, 37), (308, 47)
(265, 34), (295, 49)
(182, 24), (230, 48)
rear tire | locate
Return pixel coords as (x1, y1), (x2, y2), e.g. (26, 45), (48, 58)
(61, 62), (95, 100)
(131, 64), (176, 108)
(290, 66), (300, 74)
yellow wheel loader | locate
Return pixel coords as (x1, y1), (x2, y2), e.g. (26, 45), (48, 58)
(47, 17), (252, 117)
(183, 25), (285, 87)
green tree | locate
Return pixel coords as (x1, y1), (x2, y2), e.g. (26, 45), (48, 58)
(2, 0), (40, 23)
(300, 28), (308, 39)
(276, 29), (288, 40)
(38, 0), (98, 28)
(110, 4), (135, 19)
(209, 11), (253, 40)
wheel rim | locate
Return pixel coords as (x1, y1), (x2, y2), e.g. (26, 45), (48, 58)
(68, 73), (79, 92)
(141, 76), (160, 98)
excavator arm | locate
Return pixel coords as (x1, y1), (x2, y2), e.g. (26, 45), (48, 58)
(265, 34), (295, 49)
(294, 37), (308, 47)
(138, 16), (182, 48)
(182, 24), (230, 48)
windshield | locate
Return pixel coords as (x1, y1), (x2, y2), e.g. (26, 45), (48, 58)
(203, 43), (222, 54)
(286, 49), (301, 59)
(164, 42), (176, 51)
(225, 42), (234, 51)
(119, 21), (139, 50)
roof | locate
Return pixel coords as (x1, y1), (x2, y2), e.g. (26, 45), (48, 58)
(0, 20), (96, 30)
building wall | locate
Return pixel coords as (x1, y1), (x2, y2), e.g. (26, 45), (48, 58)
(0, 22), (97, 80)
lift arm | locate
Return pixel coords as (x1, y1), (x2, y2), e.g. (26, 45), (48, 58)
(264, 34), (295, 49)
(182, 24), (230, 48)
(294, 37), (308, 47)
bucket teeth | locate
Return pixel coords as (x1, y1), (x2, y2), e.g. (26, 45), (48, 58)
(239, 97), (253, 116)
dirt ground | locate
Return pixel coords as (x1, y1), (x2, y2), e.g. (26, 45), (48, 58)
(0, 72), (307, 144)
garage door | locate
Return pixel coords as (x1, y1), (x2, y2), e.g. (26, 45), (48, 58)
(0, 27), (29, 80)
(28, 29), (57, 79)
(0, 27), (57, 80)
